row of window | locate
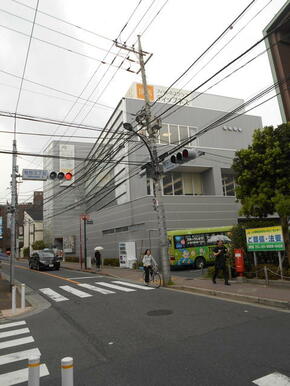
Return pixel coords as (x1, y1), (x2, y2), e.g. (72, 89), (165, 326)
(158, 123), (199, 146)
(102, 223), (145, 235)
(147, 173), (236, 197)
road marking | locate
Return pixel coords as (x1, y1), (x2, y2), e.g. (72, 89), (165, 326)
(39, 288), (69, 302)
(11, 263), (81, 284)
(95, 282), (136, 292)
(59, 285), (92, 298)
(78, 283), (115, 294)
(0, 328), (30, 339)
(0, 363), (49, 385)
(67, 276), (103, 280)
(0, 336), (34, 350)
(252, 372), (290, 385)
(112, 281), (154, 290)
(0, 348), (41, 366)
(0, 321), (26, 330)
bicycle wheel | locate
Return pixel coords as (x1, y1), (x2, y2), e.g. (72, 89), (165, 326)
(151, 272), (161, 288)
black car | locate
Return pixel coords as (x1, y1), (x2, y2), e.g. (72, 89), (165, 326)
(29, 250), (60, 271)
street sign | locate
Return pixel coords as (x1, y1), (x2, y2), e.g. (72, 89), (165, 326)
(87, 220), (94, 225)
(162, 159), (178, 172)
(245, 226), (285, 251)
(22, 169), (48, 181)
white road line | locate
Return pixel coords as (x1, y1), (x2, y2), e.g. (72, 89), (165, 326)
(0, 336), (34, 350)
(78, 283), (115, 294)
(0, 363), (49, 385)
(0, 348), (41, 366)
(0, 321), (26, 330)
(112, 281), (154, 290)
(95, 282), (136, 292)
(39, 288), (69, 302)
(252, 372), (290, 385)
(59, 285), (92, 298)
(67, 276), (103, 280)
(0, 328), (30, 339)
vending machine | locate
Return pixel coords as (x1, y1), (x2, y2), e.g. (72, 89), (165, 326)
(119, 241), (136, 268)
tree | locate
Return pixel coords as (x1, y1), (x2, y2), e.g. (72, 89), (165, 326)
(32, 240), (47, 250)
(232, 123), (290, 264)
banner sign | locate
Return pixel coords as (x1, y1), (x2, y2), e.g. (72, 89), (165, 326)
(245, 226), (285, 251)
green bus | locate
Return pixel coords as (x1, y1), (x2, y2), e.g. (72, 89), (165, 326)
(167, 226), (232, 269)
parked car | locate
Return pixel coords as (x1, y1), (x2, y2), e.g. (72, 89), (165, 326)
(29, 250), (60, 271)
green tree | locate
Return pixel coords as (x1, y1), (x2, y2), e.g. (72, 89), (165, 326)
(32, 240), (47, 250)
(232, 123), (290, 264)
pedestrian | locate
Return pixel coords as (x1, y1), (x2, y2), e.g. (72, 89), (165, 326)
(142, 249), (157, 285)
(212, 240), (230, 286)
(95, 250), (101, 270)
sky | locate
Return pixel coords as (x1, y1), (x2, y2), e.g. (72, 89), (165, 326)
(0, 0), (287, 204)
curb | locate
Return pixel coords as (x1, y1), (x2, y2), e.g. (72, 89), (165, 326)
(0, 272), (51, 321)
(172, 285), (290, 310)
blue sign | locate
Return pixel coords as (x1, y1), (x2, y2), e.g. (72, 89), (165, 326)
(22, 169), (48, 181)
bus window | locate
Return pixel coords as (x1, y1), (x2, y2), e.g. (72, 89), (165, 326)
(174, 235), (186, 249)
(185, 234), (205, 247)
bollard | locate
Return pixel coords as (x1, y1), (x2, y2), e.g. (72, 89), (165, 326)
(11, 285), (16, 314)
(21, 283), (25, 309)
(264, 266), (269, 286)
(200, 262), (204, 276)
(28, 355), (40, 386)
(61, 357), (74, 386)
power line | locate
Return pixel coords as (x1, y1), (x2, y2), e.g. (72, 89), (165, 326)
(150, 0), (257, 108)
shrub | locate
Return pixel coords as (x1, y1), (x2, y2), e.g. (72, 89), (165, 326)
(245, 264), (290, 280)
(32, 240), (47, 250)
(64, 256), (79, 263)
(23, 247), (30, 258)
(104, 258), (119, 267)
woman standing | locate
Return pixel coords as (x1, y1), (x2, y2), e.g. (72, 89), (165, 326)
(142, 249), (157, 285)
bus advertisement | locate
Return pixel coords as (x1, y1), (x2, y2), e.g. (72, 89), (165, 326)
(167, 226), (232, 269)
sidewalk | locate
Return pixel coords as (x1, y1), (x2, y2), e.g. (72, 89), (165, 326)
(63, 261), (290, 310)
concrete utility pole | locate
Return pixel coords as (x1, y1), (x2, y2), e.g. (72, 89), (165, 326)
(10, 139), (17, 287)
(136, 36), (171, 285)
(115, 36), (171, 285)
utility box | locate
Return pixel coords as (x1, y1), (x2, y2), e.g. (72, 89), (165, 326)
(119, 242), (136, 268)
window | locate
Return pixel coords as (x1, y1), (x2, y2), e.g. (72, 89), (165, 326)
(103, 229), (115, 235)
(169, 124), (179, 145)
(183, 174), (194, 195)
(179, 125), (188, 141)
(222, 175), (235, 196)
(173, 173), (183, 195)
(159, 124), (170, 144)
(115, 226), (129, 233)
(163, 174), (173, 195)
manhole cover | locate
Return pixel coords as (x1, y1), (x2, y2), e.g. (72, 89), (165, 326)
(147, 309), (173, 316)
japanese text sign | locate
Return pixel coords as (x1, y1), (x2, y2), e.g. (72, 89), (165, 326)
(245, 226), (284, 252)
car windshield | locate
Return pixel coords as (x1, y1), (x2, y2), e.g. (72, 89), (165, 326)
(40, 253), (54, 259)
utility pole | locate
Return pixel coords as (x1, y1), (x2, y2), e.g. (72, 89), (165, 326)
(117, 36), (171, 284)
(83, 216), (87, 270)
(10, 139), (17, 288)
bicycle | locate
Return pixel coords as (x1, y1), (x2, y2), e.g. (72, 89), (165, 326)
(143, 266), (162, 288)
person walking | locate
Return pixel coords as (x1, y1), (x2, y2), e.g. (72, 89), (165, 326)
(212, 240), (230, 285)
(95, 250), (101, 270)
(142, 249), (157, 285)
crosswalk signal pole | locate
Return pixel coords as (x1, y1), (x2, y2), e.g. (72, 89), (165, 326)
(137, 35), (171, 286)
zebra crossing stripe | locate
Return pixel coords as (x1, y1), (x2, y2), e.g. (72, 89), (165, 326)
(252, 372), (290, 385)
(39, 288), (69, 302)
(0, 363), (49, 385)
(112, 281), (154, 290)
(0, 336), (34, 350)
(78, 283), (115, 294)
(59, 285), (92, 298)
(95, 282), (136, 292)
(0, 348), (41, 366)
(0, 328), (30, 339)
(0, 321), (26, 330)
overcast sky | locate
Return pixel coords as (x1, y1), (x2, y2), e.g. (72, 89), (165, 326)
(0, 0), (287, 204)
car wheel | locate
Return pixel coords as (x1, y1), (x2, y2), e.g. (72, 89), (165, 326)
(195, 256), (206, 269)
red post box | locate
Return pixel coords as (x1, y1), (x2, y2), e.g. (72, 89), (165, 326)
(234, 249), (245, 276)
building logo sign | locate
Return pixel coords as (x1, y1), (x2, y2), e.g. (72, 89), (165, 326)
(245, 226), (284, 251)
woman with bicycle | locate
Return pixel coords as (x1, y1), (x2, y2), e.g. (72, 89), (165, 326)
(143, 249), (157, 286)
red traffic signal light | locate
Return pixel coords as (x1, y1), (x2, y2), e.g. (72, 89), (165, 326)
(170, 148), (199, 164)
(49, 171), (73, 181)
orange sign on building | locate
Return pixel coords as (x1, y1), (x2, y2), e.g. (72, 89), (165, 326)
(136, 83), (154, 102)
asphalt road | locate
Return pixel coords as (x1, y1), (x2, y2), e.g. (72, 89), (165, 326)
(1, 261), (290, 386)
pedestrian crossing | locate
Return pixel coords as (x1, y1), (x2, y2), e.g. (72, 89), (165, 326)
(39, 280), (154, 303)
(0, 320), (49, 385)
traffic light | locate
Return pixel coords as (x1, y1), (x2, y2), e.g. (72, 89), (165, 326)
(170, 149), (204, 164)
(49, 171), (73, 181)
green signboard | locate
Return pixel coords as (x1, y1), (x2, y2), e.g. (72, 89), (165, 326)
(245, 226), (285, 252)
